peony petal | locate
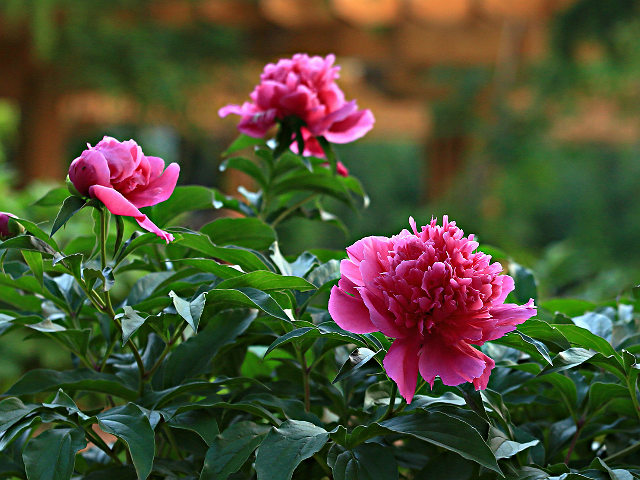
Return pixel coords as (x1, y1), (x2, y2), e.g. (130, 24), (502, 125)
(360, 288), (405, 338)
(324, 109), (375, 144)
(340, 258), (363, 287)
(418, 338), (493, 389)
(125, 162), (180, 209)
(89, 185), (173, 243)
(483, 299), (536, 342)
(384, 336), (422, 403)
(328, 286), (377, 334)
(68, 150), (111, 197)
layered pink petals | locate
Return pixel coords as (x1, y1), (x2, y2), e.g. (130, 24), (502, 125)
(69, 136), (179, 243)
(219, 53), (374, 158)
(328, 216), (537, 403)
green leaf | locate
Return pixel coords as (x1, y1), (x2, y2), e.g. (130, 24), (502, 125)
(553, 324), (618, 357)
(333, 348), (379, 384)
(220, 156), (268, 189)
(149, 186), (219, 228)
(161, 309), (257, 389)
(33, 187), (70, 207)
(177, 232), (269, 272)
(120, 307), (148, 346)
(114, 232), (167, 266)
(22, 427), (86, 480)
(222, 134), (268, 156)
(207, 288), (290, 322)
(572, 312), (613, 341)
(272, 171), (354, 207)
(509, 262), (537, 303)
(2, 235), (59, 257)
(380, 410), (501, 475)
(516, 331), (553, 364)
(254, 420), (329, 480)
(215, 271), (316, 292)
(50, 196), (87, 237)
(540, 298), (596, 317)
(6, 369), (138, 401)
(327, 443), (399, 480)
(114, 214), (125, 259)
(175, 258), (243, 279)
(22, 250), (44, 291)
(518, 320), (571, 350)
(588, 382), (630, 413)
(200, 421), (270, 480)
(541, 372), (578, 411)
(539, 348), (596, 376)
(0, 398), (39, 436)
(169, 290), (206, 333)
(167, 409), (218, 446)
(488, 427), (539, 460)
(97, 403), (155, 480)
(201, 218), (276, 251)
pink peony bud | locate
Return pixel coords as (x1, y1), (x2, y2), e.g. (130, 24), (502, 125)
(68, 136), (180, 242)
(0, 212), (22, 240)
(219, 53), (374, 156)
(328, 216), (537, 403)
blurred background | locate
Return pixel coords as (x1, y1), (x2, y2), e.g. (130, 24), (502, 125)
(2, 0), (640, 305)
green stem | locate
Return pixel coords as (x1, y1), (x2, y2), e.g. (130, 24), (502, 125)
(313, 453), (332, 478)
(627, 374), (640, 422)
(296, 344), (311, 412)
(162, 423), (184, 460)
(143, 322), (188, 381)
(564, 416), (585, 464)
(85, 427), (122, 465)
(99, 336), (118, 372)
(270, 193), (318, 228)
(377, 382), (398, 423)
(604, 439), (640, 463)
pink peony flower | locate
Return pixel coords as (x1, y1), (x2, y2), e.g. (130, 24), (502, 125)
(328, 216), (536, 402)
(68, 136), (180, 243)
(0, 212), (21, 240)
(219, 53), (374, 156)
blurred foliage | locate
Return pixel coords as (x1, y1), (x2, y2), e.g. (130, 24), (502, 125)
(0, 0), (243, 107)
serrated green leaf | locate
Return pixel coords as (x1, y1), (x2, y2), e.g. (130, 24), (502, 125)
(22, 427), (86, 480)
(254, 420), (329, 480)
(200, 421), (271, 480)
(97, 404), (155, 480)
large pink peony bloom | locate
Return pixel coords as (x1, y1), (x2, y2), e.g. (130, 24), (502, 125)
(218, 53), (374, 156)
(328, 217), (536, 402)
(68, 136), (180, 243)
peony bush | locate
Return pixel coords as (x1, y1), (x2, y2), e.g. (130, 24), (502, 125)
(0, 53), (640, 480)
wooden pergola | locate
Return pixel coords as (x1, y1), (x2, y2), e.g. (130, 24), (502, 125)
(0, 0), (578, 192)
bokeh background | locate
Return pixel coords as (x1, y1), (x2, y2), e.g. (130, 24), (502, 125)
(2, 0), (640, 304)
